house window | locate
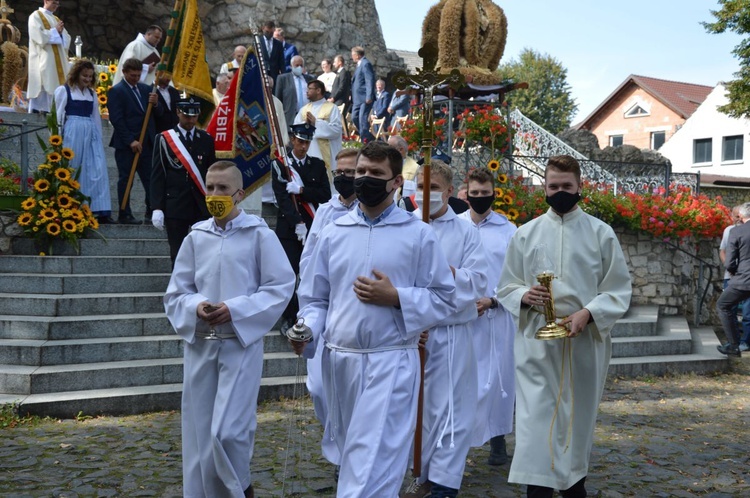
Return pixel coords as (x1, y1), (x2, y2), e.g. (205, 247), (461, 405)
(693, 138), (712, 164)
(625, 104), (649, 118)
(722, 135), (744, 162)
(609, 135), (623, 147)
(651, 131), (666, 150)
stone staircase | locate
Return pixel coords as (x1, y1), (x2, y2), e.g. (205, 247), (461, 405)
(0, 222), (305, 418)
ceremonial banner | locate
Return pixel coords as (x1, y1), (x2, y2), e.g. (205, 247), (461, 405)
(205, 44), (273, 193)
(162, 0), (215, 123)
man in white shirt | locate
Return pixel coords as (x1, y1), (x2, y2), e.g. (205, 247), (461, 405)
(113, 25), (163, 86)
(219, 45), (247, 75)
(27, 0), (71, 114)
(295, 79), (342, 173)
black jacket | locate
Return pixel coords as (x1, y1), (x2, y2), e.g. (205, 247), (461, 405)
(151, 127), (216, 221)
(154, 86), (181, 133)
(331, 68), (351, 106)
(271, 154), (331, 239)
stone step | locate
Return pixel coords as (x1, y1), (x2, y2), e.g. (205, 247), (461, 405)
(95, 224), (168, 240)
(0, 335), (182, 366)
(12, 237), (169, 256)
(1, 376), (308, 418)
(0, 255), (172, 274)
(611, 316), (692, 358)
(0, 292), (164, 316)
(610, 305), (658, 337)
(609, 325), (729, 377)
(0, 273), (170, 294)
(0, 313), (170, 341)
(0, 351), (306, 395)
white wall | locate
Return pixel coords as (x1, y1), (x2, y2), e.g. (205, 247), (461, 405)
(659, 84), (750, 177)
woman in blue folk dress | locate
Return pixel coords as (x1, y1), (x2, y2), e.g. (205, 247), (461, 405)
(54, 59), (113, 223)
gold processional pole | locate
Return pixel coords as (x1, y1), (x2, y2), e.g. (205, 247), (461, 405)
(120, 0), (184, 214)
(392, 43), (464, 482)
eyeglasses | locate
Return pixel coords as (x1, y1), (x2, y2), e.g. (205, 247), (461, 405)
(333, 169), (356, 178)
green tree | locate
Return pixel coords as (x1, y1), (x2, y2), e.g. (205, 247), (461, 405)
(704, 0), (750, 118)
(498, 48), (578, 134)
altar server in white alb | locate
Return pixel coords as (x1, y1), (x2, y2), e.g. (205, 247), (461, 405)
(28, 0), (71, 114)
(458, 167), (516, 465)
(497, 155), (631, 498)
(295, 79), (343, 174)
(164, 161), (295, 498)
(113, 25), (163, 86)
(293, 141), (456, 497)
(297, 148), (359, 467)
(403, 160), (488, 498)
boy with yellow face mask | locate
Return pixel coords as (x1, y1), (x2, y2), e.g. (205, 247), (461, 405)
(164, 161), (296, 498)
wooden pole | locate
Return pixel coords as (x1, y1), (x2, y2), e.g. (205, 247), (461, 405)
(120, 0), (184, 214)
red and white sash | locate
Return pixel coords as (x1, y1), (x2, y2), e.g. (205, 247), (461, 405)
(162, 129), (207, 195)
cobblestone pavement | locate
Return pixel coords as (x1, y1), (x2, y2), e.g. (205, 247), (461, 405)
(2, 364), (750, 497)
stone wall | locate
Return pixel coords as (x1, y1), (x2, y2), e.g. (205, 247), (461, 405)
(702, 185), (750, 210)
(11, 0), (405, 81)
(616, 227), (722, 324)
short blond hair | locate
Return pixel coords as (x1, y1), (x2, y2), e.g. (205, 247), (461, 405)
(207, 161), (243, 190)
(417, 159), (453, 186)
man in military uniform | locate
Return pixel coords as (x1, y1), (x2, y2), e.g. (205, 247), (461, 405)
(151, 97), (217, 264)
(272, 123), (331, 329)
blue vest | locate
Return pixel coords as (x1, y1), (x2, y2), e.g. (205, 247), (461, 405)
(64, 85), (94, 117)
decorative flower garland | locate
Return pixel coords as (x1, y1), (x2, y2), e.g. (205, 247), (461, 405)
(95, 61), (118, 115)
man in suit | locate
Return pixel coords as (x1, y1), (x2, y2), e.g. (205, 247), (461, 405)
(328, 54), (351, 107)
(154, 74), (181, 133)
(108, 58), (159, 224)
(259, 20), (285, 84)
(350, 45), (376, 142)
(275, 55), (313, 128)
(717, 202), (750, 357)
(151, 97), (216, 264)
(274, 27), (299, 73)
(371, 78), (391, 133)
(271, 123), (331, 329)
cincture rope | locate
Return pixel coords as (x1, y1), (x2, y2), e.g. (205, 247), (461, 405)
(548, 336), (574, 471)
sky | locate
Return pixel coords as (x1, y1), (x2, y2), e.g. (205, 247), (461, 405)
(373, 0), (743, 123)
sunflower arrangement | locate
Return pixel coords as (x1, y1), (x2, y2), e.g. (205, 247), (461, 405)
(16, 111), (99, 255)
(95, 60), (118, 115)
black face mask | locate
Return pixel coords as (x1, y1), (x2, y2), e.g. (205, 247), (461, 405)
(354, 175), (395, 207)
(333, 175), (356, 200)
(545, 191), (581, 214)
(467, 194), (494, 215)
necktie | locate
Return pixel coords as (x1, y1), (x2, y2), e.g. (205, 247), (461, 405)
(132, 86), (144, 111)
(295, 76), (307, 111)
(185, 131), (193, 148)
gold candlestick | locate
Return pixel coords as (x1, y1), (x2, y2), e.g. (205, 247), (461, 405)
(534, 272), (568, 340)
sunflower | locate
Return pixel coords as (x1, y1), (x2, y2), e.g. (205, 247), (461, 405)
(497, 173), (508, 184)
(495, 208), (507, 216)
(99, 72), (109, 82)
(108, 64), (117, 73)
(58, 185), (71, 194)
(57, 194), (74, 208)
(54, 168), (71, 181)
(96, 86), (103, 95)
(62, 220), (77, 233)
(46, 223), (61, 236)
(503, 194), (513, 205)
(34, 179), (50, 192)
(70, 208), (84, 221)
(507, 208), (519, 220)
(487, 159), (500, 172)
(494, 187), (504, 198)
(17, 212), (33, 226)
(90, 218), (99, 230)
(47, 152), (62, 163)
(68, 179), (81, 189)
(61, 148), (74, 160)
(49, 135), (63, 146)
(81, 205), (92, 217)
(21, 197), (36, 210)
(98, 95), (107, 105)
(40, 208), (57, 221)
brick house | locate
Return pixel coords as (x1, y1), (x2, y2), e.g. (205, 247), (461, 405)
(575, 75), (713, 151)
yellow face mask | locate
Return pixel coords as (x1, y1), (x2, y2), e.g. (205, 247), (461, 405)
(205, 195), (235, 220)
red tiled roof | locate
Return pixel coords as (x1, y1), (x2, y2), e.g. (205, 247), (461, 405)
(576, 74), (714, 129)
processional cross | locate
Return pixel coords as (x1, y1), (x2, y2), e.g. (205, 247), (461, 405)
(0, 0), (14, 22)
(392, 42), (464, 484)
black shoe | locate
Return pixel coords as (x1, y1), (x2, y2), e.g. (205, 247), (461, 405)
(118, 214), (142, 225)
(144, 209), (153, 221)
(717, 343), (741, 357)
(488, 435), (509, 466)
(97, 216), (116, 224)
